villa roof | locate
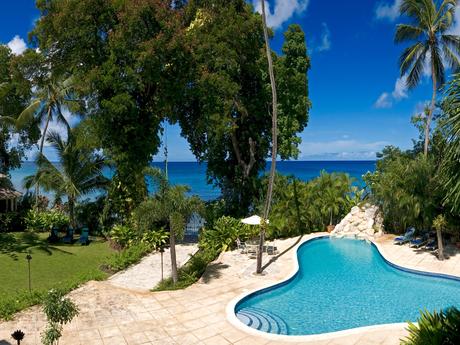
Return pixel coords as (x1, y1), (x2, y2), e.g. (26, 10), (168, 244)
(0, 187), (22, 200)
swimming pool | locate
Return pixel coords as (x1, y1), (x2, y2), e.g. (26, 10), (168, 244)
(234, 237), (460, 336)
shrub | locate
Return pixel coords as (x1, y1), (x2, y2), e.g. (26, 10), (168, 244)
(200, 216), (256, 253)
(41, 289), (79, 345)
(0, 212), (24, 232)
(154, 247), (218, 291)
(401, 307), (460, 345)
(108, 224), (138, 249)
(103, 242), (153, 272)
(24, 209), (70, 232)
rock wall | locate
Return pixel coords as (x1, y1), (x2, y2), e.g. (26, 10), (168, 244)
(331, 204), (384, 240)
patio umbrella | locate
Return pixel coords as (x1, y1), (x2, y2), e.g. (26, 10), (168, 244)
(240, 215), (269, 225)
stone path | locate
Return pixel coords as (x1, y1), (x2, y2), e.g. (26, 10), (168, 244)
(1, 233), (459, 345)
(109, 244), (198, 291)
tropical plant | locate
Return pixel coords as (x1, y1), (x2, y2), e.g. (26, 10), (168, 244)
(200, 216), (256, 253)
(396, 0), (460, 156)
(401, 307), (460, 345)
(268, 173), (359, 238)
(440, 75), (460, 213)
(108, 224), (137, 249)
(140, 167), (204, 284)
(41, 289), (79, 345)
(364, 148), (441, 232)
(24, 130), (107, 228)
(24, 209), (70, 232)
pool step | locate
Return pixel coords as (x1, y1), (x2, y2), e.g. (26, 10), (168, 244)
(236, 307), (289, 335)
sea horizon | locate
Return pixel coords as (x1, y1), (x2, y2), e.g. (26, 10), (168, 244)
(10, 160), (376, 201)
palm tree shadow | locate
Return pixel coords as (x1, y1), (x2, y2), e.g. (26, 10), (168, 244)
(200, 262), (230, 284)
(0, 232), (74, 260)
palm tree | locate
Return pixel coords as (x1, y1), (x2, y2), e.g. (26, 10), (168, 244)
(441, 75), (460, 213)
(24, 130), (107, 228)
(143, 167), (203, 284)
(16, 77), (81, 202)
(257, 0), (279, 274)
(396, 0), (460, 156)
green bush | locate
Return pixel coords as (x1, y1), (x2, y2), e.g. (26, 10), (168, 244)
(200, 216), (256, 253)
(401, 307), (460, 345)
(108, 224), (138, 249)
(154, 247), (218, 291)
(41, 289), (79, 345)
(0, 212), (24, 232)
(103, 242), (154, 272)
(24, 209), (70, 232)
(267, 172), (359, 238)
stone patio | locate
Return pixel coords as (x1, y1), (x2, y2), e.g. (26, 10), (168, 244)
(1, 233), (459, 345)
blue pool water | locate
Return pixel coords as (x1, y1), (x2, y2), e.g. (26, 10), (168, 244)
(235, 237), (460, 335)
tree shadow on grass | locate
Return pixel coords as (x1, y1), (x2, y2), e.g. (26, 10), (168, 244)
(0, 232), (75, 260)
(200, 262), (230, 284)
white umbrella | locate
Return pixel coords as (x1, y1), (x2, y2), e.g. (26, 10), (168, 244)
(241, 215), (269, 225)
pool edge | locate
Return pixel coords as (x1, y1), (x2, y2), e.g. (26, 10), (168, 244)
(225, 234), (460, 343)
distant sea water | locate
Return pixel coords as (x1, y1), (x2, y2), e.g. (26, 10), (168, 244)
(11, 161), (376, 201)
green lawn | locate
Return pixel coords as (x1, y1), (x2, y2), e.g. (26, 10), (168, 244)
(0, 232), (114, 319)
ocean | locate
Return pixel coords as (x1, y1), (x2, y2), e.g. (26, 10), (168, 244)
(10, 161), (376, 201)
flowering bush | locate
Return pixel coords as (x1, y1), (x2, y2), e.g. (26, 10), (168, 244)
(24, 209), (70, 232)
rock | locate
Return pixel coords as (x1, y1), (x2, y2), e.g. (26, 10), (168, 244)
(330, 204), (385, 241)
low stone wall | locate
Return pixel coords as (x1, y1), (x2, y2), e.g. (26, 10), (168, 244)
(331, 203), (384, 240)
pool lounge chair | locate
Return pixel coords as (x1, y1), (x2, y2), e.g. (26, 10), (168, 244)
(79, 227), (90, 245)
(425, 239), (437, 251)
(393, 227), (415, 245)
(62, 228), (74, 244)
(236, 238), (247, 253)
(410, 233), (429, 248)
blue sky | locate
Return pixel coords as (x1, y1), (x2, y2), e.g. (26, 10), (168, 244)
(2, 0), (454, 161)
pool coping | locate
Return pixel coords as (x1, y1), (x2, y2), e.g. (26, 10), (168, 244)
(225, 233), (460, 343)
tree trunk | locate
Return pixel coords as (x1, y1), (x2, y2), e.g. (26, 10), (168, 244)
(330, 208), (333, 226)
(35, 108), (52, 207)
(424, 56), (437, 156)
(169, 227), (178, 284)
(257, 0), (278, 274)
(436, 227), (445, 261)
(68, 197), (76, 229)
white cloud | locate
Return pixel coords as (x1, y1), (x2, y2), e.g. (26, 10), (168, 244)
(374, 92), (392, 108)
(392, 75), (408, 100)
(7, 35), (27, 55)
(298, 139), (389, 160)
(317, 23), (331, 52)
(252, 0), (309, 29)
(375, 0), (402, 22)
(375, 75), (409, 108)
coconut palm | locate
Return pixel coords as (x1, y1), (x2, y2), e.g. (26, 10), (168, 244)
(257, 0), (279, 274)
(142, 167), (203, 284)
(24, 130), (107, 228)
(441, 76), (460, 212)
(396, 0), (460, 156)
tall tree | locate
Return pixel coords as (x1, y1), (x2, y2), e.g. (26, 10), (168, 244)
(396, 0), (460, 156)
(257, 0), (278, 274)
(0, 46), (39, 174)
(31, 0), (187, 214)
(177, 0), (310, 216)
(24, 130), (107, 228)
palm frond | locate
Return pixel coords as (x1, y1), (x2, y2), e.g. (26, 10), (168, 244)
(443, 45), (460, 72)
(404, 44), (429, 89)
(399, 42), (426, 76)
(431, 43), (446, 87)
(16, 100), (42, 128)
(395, 24), (424, 43)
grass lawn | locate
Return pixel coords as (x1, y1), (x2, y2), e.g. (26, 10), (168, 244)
(0, 231), (114, 320)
